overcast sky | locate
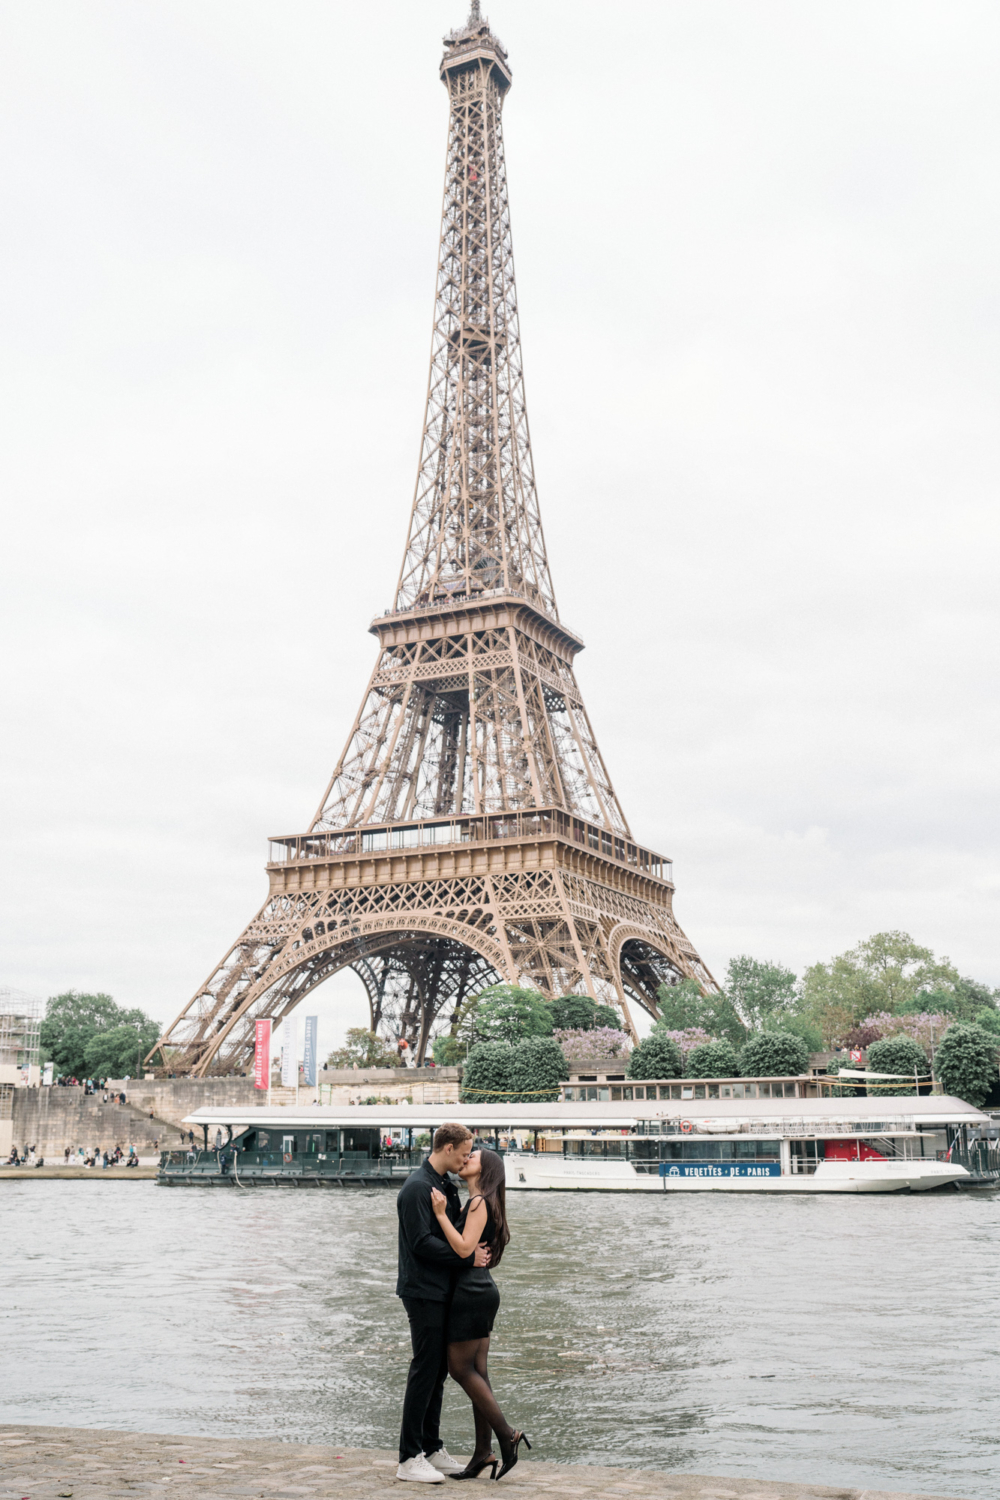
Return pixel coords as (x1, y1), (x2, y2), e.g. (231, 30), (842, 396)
(2, 1), (998, 1061)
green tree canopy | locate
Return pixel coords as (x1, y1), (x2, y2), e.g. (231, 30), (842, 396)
(725, 956), (798, 1030)
(934, 1024), (999, 1108)
(684, 1039), (740, 1079)
(627, 1031), (683, 1081)
(739, 1031), (809, 1078)
(593, 1003), (622, 1030)
(974, 1007), (1000, 1038)
(325, 1028), (400, 1069)
(84, 1022), (161, 1079)
(431, 1034), (467, 1067)
(866, 1035), (929, 1093)
(800, 932), (962, 1045)
(460, 1041), (514, 1103)
(767, 1012), (824, 1053)
(41, 991), (161, 1078)
(452, 985), (553, 1047)
(655, 979), (747, 1050)
(548, 994), (596, 1031)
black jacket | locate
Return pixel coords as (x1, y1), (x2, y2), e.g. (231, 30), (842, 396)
(396, 1158), (473, 1301)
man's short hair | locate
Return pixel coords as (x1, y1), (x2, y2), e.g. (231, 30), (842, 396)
(433, 1122), (473, 1152)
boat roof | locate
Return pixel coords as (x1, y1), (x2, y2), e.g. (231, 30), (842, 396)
(183, 1095), (986, 1131)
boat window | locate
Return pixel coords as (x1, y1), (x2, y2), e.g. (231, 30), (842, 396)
(681, 1086), (693, 1100)
(325, 1132), (340, 1151)
(707, 1085), (719, 1098)
(258, 1132), (270, 1148)
(282, 1135), (296, 1154)
(693, 1085), (706, 1100)
(720, 1086), (731, 1098)
(241, 1132), (256, 1150)
(304, 1133), (323, 1154)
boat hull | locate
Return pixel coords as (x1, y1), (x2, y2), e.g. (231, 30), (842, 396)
(504, 1155), (970, 1193)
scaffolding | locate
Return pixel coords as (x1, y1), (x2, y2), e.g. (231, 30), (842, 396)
(0, 988), (42, 1083)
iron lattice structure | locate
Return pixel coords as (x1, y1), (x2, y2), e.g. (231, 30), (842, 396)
(149, 7), (717, 1077)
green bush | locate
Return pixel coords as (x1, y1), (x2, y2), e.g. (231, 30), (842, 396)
(685, 1040), (740, 1078)
(935, 1024), (999, 1108)
(866, 1035), (928, 1093)
(460, 1042), (514, 1103)
(510, 1036), (567, 1101)
(739, 1031), (810, 1078)
(549, 994), (596, 1031)
(627, 1032), (683, 1080)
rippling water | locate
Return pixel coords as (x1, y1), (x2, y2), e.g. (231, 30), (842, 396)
(1, 1182), (996, 1496)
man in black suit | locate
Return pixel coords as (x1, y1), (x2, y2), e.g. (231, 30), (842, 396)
(395, 1121), (490, 1482)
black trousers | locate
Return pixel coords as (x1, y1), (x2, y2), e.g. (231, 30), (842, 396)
(399, 1296), (449, 1462)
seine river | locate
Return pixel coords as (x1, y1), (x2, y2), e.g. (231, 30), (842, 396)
(2, 1182), (997, 1497)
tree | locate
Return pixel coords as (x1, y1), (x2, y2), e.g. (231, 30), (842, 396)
(460, 1042), (514, 1103)
(510, 1036), (566, 1101)
(739, 1031), (809, 1078)
(84, 1022), (161, 1079)
(725, 956), (798, 1030)
(454, 985), (553, 1047)
(40, 991), (161, 1078)
(655, 980), (747, 1050)
(866, 1035), (929, 1094)
(431, 1035), (467, 1066)
(799, 932), (962, 1044)
(768, 1012), (824, 1053)
(627, 1032), (683, 1081)
(594, 1003), (622, 1030)
(548, 994), (596, 1031)
(974, 1007), (1000, 1038)
(935, 1024), (999, 1108)
(685, 1039), (740, 1078)
(325, 1029), (399, 1069)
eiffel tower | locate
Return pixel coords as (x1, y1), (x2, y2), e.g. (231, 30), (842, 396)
(148, 4), (716, 1077)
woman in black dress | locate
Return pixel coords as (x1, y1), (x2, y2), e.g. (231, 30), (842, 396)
(430, 1148), (530, 1481)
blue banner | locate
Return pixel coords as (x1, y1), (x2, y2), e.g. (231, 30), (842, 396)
(659, 1161), (781, 1179)
(303, 1015), (318, 1088)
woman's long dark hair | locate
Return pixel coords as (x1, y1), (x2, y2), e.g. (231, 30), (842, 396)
(471, 1147), (510, 1266)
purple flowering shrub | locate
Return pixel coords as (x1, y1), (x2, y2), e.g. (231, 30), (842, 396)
(554, 1026), (631, 1059)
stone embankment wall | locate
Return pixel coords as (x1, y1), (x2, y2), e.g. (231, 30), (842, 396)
(10, 1087), (187, 1158)
(10, 1067), (462, 1155)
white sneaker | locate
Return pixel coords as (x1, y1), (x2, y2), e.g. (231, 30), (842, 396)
(396, 1454), (445, 1483)
(426, 1447), (464, 1474)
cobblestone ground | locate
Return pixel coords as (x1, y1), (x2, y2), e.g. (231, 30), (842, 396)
(0, 1427), (964, 1500)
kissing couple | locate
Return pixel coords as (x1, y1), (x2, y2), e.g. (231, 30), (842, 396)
(395, 1122), (530, 1483)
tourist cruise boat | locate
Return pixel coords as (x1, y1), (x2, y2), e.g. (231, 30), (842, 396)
(161, 1092), (996, 1193)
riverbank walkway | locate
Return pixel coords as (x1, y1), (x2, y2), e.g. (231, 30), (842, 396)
(0, 1426), (966, 1500)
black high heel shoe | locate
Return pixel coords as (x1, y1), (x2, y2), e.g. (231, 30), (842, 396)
(449, 1455), (498, 1481)
(494, 1432), (530, 1481)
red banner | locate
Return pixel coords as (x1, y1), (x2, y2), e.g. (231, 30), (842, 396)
(254, 1018), (272, 1090)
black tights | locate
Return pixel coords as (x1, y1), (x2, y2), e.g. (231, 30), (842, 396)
(447, 1336), (513, 1460)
